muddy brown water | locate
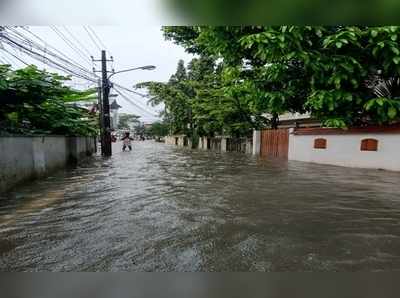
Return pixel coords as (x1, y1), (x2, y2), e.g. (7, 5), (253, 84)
(1, 141), (400, 271)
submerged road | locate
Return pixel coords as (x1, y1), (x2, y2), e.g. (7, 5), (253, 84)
(1, 141), (400, 271)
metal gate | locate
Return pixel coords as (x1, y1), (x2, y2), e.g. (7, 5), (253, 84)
(260, 129), (289, 159)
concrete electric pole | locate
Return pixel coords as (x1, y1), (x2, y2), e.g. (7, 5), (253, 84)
(93, 51), (113, 156)
(101, 50), (112, 156)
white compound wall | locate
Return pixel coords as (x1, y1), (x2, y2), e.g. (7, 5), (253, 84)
(289, 131), (400, 171)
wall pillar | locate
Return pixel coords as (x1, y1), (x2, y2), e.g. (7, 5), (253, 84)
(288, 128), (295, 160)
(221, 137), (227, 152)
(246, 138), (253, 154)
(177, 136), (184, 147)
(252, 130), (261, 155)
(198, 137), (205, 150)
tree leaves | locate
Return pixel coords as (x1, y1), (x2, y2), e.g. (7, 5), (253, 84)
(0, 65), (98, 136)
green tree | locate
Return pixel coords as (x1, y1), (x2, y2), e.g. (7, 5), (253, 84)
(118, 113), (140, 130)
(137, 60), (192, 136)
(0, 65), (98, 136)
(137, 56), (261, 139)
(146, 122), (169, 139)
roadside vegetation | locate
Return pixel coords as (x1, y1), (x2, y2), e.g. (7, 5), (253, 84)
(137, 26), (400, 143)
(117, 113), (141, 130)
(0, 65), (98, 136)
(145, 122), (169, 140)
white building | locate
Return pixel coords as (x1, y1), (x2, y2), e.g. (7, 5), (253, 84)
(110, 100), (122, 130)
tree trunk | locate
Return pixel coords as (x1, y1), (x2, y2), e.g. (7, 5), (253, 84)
(271, 113), (279, 129)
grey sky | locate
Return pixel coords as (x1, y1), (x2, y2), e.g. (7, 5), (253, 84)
(1, 0), (180, 25)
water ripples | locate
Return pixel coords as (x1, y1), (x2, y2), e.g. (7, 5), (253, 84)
(0, 141), (400, 271)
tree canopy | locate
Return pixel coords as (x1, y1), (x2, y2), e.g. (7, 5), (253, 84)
(0, 65), (98, 136)
(118, 113), (141, 130)
(145, 122), (169, 139)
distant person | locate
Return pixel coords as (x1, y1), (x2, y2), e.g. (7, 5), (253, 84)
(121, 132), (134, 151)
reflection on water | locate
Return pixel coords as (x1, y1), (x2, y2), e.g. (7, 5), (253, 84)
(1, 141), (400, 271)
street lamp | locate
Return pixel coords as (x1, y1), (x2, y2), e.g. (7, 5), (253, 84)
(108, 65), (156, 80)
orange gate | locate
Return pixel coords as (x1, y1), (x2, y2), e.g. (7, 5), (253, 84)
(260, 129), (289, 159)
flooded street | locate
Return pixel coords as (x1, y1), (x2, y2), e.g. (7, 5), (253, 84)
(1, 141), (400, 271)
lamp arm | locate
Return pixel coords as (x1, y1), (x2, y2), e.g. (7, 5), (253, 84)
(108, 67), (142, 80)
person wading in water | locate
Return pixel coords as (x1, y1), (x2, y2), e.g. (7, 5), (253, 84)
(121, 132), (134, 151)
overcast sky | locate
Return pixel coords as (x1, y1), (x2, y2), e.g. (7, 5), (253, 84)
(1, 0), (181, 25)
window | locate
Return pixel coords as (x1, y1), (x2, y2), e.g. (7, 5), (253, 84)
(314, 138), (327, 149)
(361, 139), (378, 151)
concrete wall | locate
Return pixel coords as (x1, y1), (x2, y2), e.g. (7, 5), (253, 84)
(289, 131), (400, 171)
(165, 135), (191, 147)
(245, 138), (253, 154)
(198, 137), (207, 150)
(164, 136), (176, 145)
(166, 135), (252, 154)
(0, 136), (97, 193)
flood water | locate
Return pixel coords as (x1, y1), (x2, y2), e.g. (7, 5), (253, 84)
(1, 141), (400, 271)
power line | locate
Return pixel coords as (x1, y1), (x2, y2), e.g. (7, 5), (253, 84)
(112, 83), (158, 115)
(62, 26), (94, 58)
(50, 26), (93, 66)
(0, 34), (98, 83)
(83, 26), (102, 52)
(20, 26), (89, 66)
(18, 26), (93, 74)
(112, 82), (149, 97)
(2, 48), (30, 66)
(0, 54), (12, 65)
(5, 27), (96, 78)
(114, 88), (155, 115)
(87, 26), (108, 51)
(113, 87), (159, 118)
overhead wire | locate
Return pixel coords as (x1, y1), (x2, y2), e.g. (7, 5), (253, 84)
(83, 26), (102, 52)
(113, 87), (155, 114)
(0, 54), (13, 65)
(62, 26), (94, 58)
(87, 26), (108, 52)
(4, 27), (97, 79)
(1, 26), (154, 119)
(50, 26), (93, 66)
(113, 87), (159, 118)
(0, 34), (98, 83)
(20, 26), (91, 67)
(2, 48), (30, 66)
(111, 83), (160, 117)
(0, 26), (101, 103)
(112, 82), (149, 98)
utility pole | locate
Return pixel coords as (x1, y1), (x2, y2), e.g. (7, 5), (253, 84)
(101, 50), (112, 156)
(97, 78), (104, 153)
(93, 51), (113, 156)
